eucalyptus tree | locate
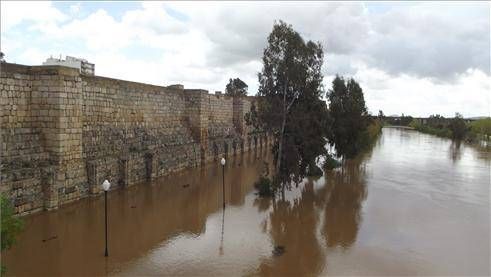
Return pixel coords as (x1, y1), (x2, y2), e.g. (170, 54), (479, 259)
(327, 76), (369, 158)
(253, 21), (330, 189)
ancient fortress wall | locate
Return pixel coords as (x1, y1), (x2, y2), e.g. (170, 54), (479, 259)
(0, 63), (271, 215)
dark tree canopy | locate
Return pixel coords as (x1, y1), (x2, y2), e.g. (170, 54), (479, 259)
(449, 112), (468, 140)
(428, 114), (447, 129)
(225, 78), (248, 96)
(327, 76), (369, 158)
(253, 20), (330, 187)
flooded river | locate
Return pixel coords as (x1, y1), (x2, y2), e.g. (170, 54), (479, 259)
(3, 128), (490, 276)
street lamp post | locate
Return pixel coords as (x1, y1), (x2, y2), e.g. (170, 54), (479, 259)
(102, 179), (111, 257)
(220, 157), (226, 209)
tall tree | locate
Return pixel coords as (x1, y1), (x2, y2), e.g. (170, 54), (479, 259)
(254, 21), (330, 188)
(328, 76), (369, 158)
(448, 112), (468, 140)
(225, 78), (248, 96)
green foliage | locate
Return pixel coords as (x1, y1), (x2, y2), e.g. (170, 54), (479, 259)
(399, 115), (413, 126)
(254, 177), (273, 197)
(427, 114), (447, 129)
(254, 20), (330, 186)
(412, 115), (490, 144)
(327, 76), (369, 158)
(225, 78), (248, 96)
(410, 119), (452, 138)
(378, 110), (384, 120)
(470, 118), (491, 141)
(1, 194), (24, 275)
(1, 195), (23, 251)
(306, 163), (323, 177)
(448, 113), (468, 140)
(244, 101), (261, 132)
(385, 114), (413, 126)
(323, 155), (341, 170)
(366, 119), (383, 143)
(408, 119), (420, 129)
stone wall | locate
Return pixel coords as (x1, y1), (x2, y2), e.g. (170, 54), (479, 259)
(1, 62), (272, 215)
(1, 65), (48, 214)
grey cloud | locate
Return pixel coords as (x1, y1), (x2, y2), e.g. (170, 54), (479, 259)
(323, 54), (359, 76)
(188, 2), (369, 68)
(174, 2), (489, 83)
(364, 4), (490, 81)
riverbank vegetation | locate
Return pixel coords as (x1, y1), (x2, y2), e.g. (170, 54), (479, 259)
(469, 118), (491, 142)
(409, 114), (490, 144)
(385, 114), (414, 127)
(409, 118), (451, 138)
(248, 21), (381, 197)
(1, 194), (24, 275)
(366, 118), (383, 144)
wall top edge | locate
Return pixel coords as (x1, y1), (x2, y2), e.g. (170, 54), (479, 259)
(1, 62), (256, 101)
(1, 62), (80, 77)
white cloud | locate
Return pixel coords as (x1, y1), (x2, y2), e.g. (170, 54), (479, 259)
(343, 66), (491, 118)
(69, 3), (81, 16)
(17, 48), (46, 65)
(0, 1), (67, 31)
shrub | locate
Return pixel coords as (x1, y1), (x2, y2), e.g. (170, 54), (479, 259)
(411, 119), (452, 138)
(470, 118), (491, 141)
(1, 195), (23, 251)
(1, 194), (24, 275)
(409, 119), (421, 129)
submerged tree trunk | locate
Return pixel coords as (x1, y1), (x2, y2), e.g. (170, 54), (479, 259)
(276, 109), (287, 175)
(275, 79), (288, 181)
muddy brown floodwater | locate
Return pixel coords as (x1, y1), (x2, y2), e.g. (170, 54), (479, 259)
(3, 128), (490, 276)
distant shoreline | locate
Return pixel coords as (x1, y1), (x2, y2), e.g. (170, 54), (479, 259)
(383, 125), (415, 130)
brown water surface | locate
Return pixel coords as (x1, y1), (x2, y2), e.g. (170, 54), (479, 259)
(3, 128), (490, 276)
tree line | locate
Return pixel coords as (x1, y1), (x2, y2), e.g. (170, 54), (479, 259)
(408, 114), (491, 142)
(380, 111), (490, 143)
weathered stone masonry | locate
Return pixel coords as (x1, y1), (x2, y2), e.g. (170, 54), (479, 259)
(0, 63), (271, 215)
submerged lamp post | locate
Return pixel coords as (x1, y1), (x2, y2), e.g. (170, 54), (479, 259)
(220, 157), (226, 209)
(102, 179), (111, 257)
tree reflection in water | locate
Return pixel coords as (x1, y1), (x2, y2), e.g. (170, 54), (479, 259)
(322, 160), (368, 248)
(256, 181), (325, 276)
(254, 148), (370, 275)
(449, 140), (462, 163)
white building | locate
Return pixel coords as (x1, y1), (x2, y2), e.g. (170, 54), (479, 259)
(43, 55), (95, 76)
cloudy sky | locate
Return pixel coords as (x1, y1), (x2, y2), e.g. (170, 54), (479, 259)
(1, 1), (490, 117)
